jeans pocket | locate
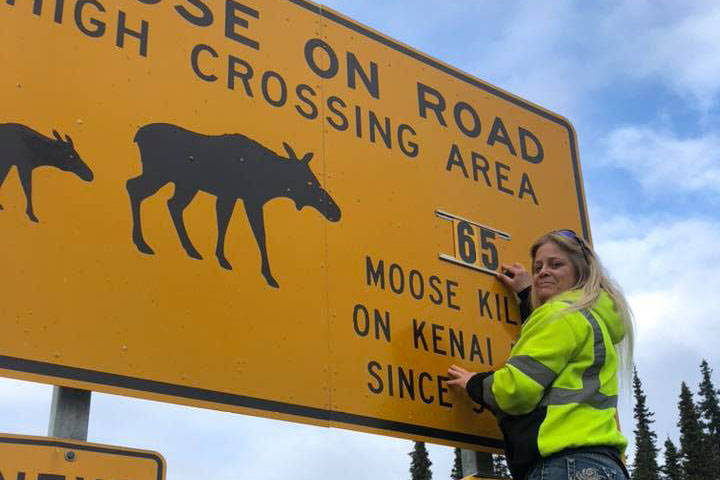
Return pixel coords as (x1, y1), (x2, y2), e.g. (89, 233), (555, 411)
(571, 455), (616, 480)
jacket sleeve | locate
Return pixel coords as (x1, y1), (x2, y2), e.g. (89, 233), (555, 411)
(518, 286), (532, 323)
(471, 303), (582, 416)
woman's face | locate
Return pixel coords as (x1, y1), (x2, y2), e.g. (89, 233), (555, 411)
(533, 241), (578, 304)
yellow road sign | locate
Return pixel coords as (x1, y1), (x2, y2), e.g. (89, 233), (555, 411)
(0, 0), (588, 450)
(0, 433), (165, 480)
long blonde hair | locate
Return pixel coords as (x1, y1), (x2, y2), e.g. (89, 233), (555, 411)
(530, 231), (635, 393)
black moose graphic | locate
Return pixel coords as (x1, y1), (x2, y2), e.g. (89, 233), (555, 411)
(0, 123), (94, 222)
(126, 123), (342, 288)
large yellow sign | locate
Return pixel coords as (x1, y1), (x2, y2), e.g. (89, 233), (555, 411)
(0, 434), (165, 480)
(0, 0), (588, 450)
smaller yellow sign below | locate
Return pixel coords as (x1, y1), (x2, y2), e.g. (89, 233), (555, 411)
(0, 433), (165, 480)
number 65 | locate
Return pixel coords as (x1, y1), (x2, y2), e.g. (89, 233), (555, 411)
(456, 221), (498, 271)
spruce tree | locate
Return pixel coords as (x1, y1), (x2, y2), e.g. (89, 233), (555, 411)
(409, 441), (432, 480)
(450, 448), (463, 480)
(631, 368), (660, 480)
(661, 438), (681, 480)
(492, 454), (510, 478)
(697, 360), (720, 479)
(677, 382), (706, 480)
(698, 360), (720, 442)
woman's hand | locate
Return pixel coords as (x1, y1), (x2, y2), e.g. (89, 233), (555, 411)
(496, 262), (531, 294)
(447, 364), (475, 389)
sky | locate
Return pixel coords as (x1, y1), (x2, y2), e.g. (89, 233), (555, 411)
(3, 0), (720, 478)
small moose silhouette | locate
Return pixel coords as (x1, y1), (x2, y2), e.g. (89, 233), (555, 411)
(126, 123), (341, 288)
(0, 123), (94, 222)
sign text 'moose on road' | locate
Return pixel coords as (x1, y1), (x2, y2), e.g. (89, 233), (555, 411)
(0, 0), (589, 450)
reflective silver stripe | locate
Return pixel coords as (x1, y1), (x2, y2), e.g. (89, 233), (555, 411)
(507, 355), (557, 388)
(483, 375), (499, 413)
(541, 308), (617, 410)
(542, 387), (617, 409)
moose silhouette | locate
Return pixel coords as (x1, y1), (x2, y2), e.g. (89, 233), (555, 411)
(0, 123), (94, 222)
(126, 123), (342, 288)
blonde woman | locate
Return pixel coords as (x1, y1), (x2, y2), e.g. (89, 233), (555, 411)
(448, 230), (633, 480)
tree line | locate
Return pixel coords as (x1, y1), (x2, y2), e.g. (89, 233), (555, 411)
(409, 440), (510, 479)
(407, 360), (719, 479)
(631, 360), (720, 480)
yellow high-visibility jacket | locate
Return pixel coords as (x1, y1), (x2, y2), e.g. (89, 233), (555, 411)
(466, 289), (627, 479)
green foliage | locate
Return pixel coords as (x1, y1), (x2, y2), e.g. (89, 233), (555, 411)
(677, 382), (707, 480)
(697, 360), (720, 479)
(698, 360), (720, 444)
(450, 448), (463, 480)
(492, 454), (510, 478)
(661, 438), (681, 480)
(409, 441), (432, 480)
(631, 368), (660, 480)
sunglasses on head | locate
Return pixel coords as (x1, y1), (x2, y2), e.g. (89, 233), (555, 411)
(553, 229), (590, 263)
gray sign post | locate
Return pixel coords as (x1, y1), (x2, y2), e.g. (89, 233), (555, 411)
(48, 386), (91, 441)
(462, 449), (495, 477)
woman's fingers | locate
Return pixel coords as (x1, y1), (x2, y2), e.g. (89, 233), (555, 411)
(447, 365), (473, 388)
(497, 263), (531, 293)
(448, 364), (468, 376)
(496, 270), (512, 287)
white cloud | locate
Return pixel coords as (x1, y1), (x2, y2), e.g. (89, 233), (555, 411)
(0, 379), (52, 436)
(600, 126), (720, 196)
(462, 1), (601, 117)
(597, 216), (720, 304)
(625, 4), (720, 111)
(467, 1), (720, 116)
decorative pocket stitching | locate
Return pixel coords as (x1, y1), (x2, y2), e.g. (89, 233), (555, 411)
(566, 457), (575, 480)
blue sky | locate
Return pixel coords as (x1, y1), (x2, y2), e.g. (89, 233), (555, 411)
(3, 1), (720, 478)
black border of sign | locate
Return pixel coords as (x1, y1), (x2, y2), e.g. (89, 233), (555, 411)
(0, 434), (165, 480)
(0, 0), (588, 451)
(0, 355), (504, 448)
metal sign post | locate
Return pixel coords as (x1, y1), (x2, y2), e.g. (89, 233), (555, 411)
(461, 449), (494, 477)
(48, 386), (91, 441)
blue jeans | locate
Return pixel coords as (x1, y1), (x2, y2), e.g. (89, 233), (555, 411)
(527, 452), (629, 480)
